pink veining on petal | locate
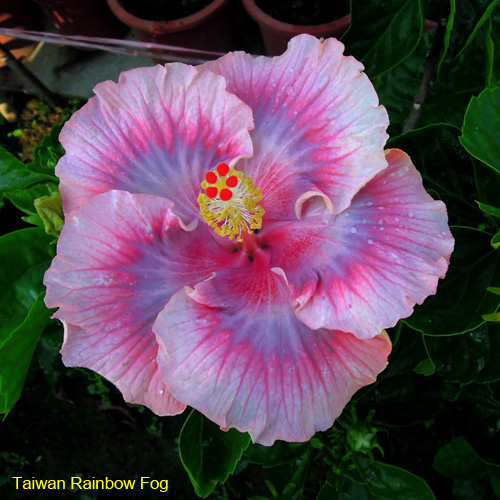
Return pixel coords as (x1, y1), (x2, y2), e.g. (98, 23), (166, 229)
(44, 190), (242, 414)
(57, 63), (254, 223)
(154, 251), (391, 445)
(262, 149), (455, 339)
(203, 34), (389, 220)
(60, 323), (183, 416)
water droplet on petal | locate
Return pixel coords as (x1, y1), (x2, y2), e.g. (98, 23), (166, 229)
(285, 86), (293, 96)
(408, 211), (414, 218)
(366, 201), (374, 207)
(350, 226), (357, 234)
(395, 217), (400, 222)
(378, 219), (384, 225)
(368, 239), (374, 245)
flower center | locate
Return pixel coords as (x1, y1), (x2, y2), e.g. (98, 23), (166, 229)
(198, 162), (265, 242)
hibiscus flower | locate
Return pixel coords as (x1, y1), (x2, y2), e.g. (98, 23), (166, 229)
(44, 35), (453, 445)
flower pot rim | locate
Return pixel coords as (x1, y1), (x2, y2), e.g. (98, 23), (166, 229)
(106, 0), (230, 32)
(241, 0), (351, 37)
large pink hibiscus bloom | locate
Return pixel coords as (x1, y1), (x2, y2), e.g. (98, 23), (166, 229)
(44, 35), (453, 445)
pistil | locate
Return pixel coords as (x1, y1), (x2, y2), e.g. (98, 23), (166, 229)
(198, 163), (265, 241)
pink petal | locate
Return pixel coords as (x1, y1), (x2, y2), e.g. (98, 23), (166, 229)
(203, 34), (389, 220)
(44, 190), (242, 414)
(262, 149), (455, 339)
(60, 322), (182, 416)
(57, 64), (254, 222)
(154, 252), (391, 445)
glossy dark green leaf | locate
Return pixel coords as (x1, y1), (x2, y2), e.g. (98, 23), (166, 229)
(444, 0), (500, 61)
(460, 87), (500, 174)
(433, 437), (488, 481)
(0, 147), (53, 198)
(356, 458), (436, 500)
(342, 0), (424, 78)
(424, 322), (500, 384)
(0, 228), (55, 341)
(245, 441), (310, 468)
(422, 31), (488, 129)
(485, 9), (500, 87)
(179, 409), (251, 498)
(323, 457), (436, 500)
(406, 227), (500, 335)
(388, 124), (485, 228)
(0, 293), (53, 415)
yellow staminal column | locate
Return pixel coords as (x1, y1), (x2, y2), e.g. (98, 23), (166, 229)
(198, 163), (265, 241)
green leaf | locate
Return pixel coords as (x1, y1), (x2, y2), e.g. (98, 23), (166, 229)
(474, 158), (500, 214)
(424, 322), (500, 384)
(0, 228), (55, 340)
(342, 0), (424, 78)
(0, 147), (54, 199)
(324, 457), (436, 500)
(492, 231), (500, 249)
(476, 201), (500, 218)
(373, 30), (431, 136)
(483, 312), (500, 321)
(5, 182), (58, 218)
(433, 436), (488, 481)
(485, 9), (500, 87)
(28, 120), (66, 176)
(179, 409), (251, 498)
(414, 358), (435, 376)
(460, 87), (500, 174)
(423, 33), (488, 129)
(388, 124), (486, 228)
(245, 441), (310, 468)
(356, 458), (436, 500)
(446, 0), (500, 61)
(405, 227), (500, 336)
(437, 0), (456, 69)
(0, 293), (53, 415)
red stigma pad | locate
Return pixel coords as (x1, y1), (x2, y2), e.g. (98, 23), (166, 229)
(217, 163), (229, 176)
(226, 175), (238, 187)
(206, 187), (218, 198)
(220, 188), (233, 201)
(205, 171), (217, 184)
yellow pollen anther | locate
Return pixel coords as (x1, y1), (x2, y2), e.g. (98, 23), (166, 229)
(198, 164), (265, 241)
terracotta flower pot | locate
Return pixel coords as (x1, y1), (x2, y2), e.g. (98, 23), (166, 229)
(106, 0), (236, 60)
(0, 0), (41, 67)
(34, 0), (127, 38)
(242, 0), (350, 55)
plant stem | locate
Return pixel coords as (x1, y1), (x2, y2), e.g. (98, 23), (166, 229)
(402, 18), (447, 133)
